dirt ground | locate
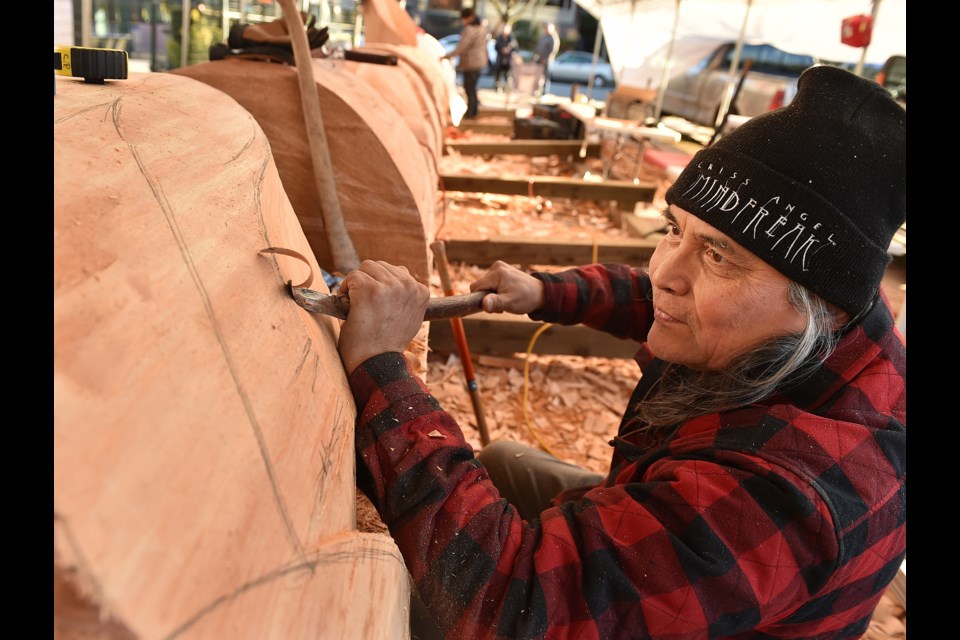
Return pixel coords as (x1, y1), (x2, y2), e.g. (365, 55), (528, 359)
(356, 137), (906, 638)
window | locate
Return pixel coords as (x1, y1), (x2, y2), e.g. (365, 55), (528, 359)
(722, 43), (812, 77)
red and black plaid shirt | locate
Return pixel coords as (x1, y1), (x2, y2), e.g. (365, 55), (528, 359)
(350, 264), (906, 639)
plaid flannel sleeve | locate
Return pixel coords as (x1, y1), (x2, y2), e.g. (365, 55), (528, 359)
(349, 352), (842, 639)
(529, 263), (655, 341)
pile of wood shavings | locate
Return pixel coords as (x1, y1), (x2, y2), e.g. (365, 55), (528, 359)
(425, 147), (667, 472)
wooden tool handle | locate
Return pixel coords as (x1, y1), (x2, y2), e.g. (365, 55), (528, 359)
(431, 240), (456, 295)
(290, 286), (488, 320)
(430, 239), (491, 446)
(423, 291), (490, 321)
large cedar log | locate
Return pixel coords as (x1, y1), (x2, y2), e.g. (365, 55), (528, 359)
(361, 0), (420, 47)
(360, 42), (454, 130)
(54, 72), (407, 639)
(344, 53), (443, 169)
(357, 0), (454, 127)
(173, 58), (435, 282)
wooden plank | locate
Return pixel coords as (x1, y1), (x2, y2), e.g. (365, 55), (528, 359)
(478, 106), (517, 120)
(444, 139), (601, 157)
(620, 213), (669, 241)
(457, 120), (515, 135)
(439, 174), (657, 208)
(429, 313), (640, 359)
(444, 236), (657, 267)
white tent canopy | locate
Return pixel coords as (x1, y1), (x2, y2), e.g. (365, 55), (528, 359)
(573, 0), (906, 86)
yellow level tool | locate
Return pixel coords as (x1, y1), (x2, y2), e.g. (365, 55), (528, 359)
(54, 46), (128, 83)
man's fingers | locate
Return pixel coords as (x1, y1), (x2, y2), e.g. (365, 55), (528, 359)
(340, 260), (412, 296)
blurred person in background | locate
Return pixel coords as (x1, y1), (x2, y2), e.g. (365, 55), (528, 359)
(493, 23), (518, 92)
(442, 7), (489, 120)
(533, 22), (559, 95)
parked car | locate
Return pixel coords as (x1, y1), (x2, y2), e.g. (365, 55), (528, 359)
(438, 33), (498, 73)
(876, 54), (906, 107)
(418, 9), (463, 40)
(548, 50), (615, 86)
(658, 40), (815, 128)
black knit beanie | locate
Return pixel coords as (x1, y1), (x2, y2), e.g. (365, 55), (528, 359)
(665, 64), (906, 318)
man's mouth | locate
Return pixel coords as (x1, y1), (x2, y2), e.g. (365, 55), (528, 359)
(654, 307), (683, 324)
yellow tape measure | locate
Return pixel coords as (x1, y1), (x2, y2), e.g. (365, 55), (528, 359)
(54, 46), (128, 83)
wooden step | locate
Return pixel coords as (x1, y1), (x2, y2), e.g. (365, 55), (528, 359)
(444, 139), (600, 158)
(429, 313), (640, 359)
(456, 119), (515, 135)
(443, 235), (657, 268)
(439, 174), (657, 209)
(478, 105), (517, 120)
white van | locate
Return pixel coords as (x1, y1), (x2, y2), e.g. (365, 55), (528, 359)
(650, 40), (814, 128)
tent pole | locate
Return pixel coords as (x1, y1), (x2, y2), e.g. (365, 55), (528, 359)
(180, 0), (190, 69)
(854, 0), (882, 76)
(714, 0), (752, 131)
(614, 0), (637, 88)
(652, 0), (682, 123)
(587, 16), (604, 100)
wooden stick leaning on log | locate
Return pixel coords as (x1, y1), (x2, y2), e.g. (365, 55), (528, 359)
(278, 0), (360, 275)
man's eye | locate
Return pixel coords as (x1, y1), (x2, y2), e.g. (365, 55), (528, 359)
(666, 223), (680, 236)
(706, 248), (725, 264)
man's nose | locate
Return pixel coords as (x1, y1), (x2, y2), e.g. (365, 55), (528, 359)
(650, 246), (693, 297)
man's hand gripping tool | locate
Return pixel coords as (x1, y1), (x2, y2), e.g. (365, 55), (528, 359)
(260, 247), (490, 321)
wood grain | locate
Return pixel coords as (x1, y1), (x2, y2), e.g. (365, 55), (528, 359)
(358, 41), (454, 132)
(344, 51), (443, 167)
(360, 0), (419, 47)
(173, 58), (435, 282)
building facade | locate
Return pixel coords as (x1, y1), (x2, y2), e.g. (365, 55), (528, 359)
(54, 0), (586, 73)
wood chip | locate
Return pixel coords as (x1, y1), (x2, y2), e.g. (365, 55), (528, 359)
(478, 354), (525, 369)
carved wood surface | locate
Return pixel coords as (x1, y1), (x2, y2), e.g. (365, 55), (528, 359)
(173, 58), (435, 281)
(344, 53), (443, 169)
(53, 72), (407, 639)
(360, 42), (454, 131)
(360, 0), (420, 46)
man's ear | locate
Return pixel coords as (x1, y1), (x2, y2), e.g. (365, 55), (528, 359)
(830, 305), (851, 331)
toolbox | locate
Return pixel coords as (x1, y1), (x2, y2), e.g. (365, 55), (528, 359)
(514, 116), (564, 140)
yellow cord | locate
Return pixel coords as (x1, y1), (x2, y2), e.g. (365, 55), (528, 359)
(523, 322), (559, 456)
(521, 238), (601, 457)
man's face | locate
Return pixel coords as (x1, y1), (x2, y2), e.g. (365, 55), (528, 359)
(646, 205), (806, 371)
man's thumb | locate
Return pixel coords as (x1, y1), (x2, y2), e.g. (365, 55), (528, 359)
(482, 295), (504, 314)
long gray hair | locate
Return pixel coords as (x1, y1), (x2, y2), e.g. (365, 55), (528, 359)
(636, 281), (843, 429)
